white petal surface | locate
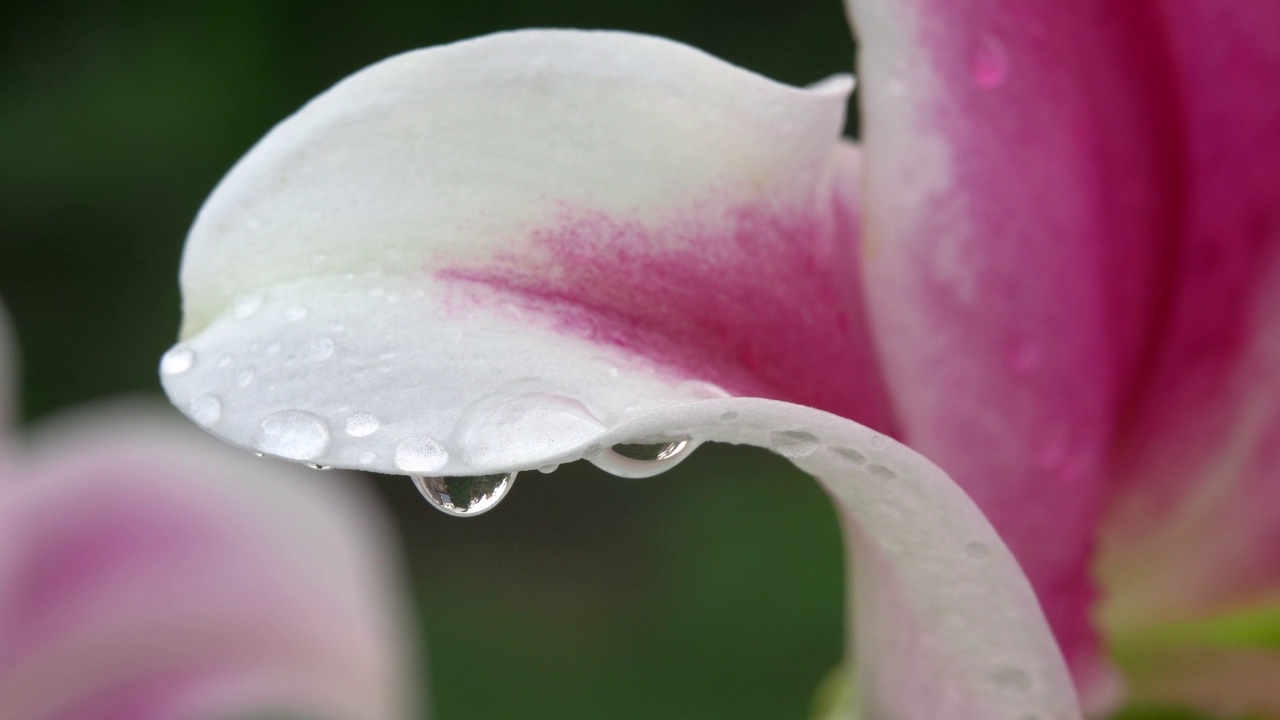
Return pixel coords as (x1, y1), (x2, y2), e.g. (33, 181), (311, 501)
(163, 29), (1079, 717)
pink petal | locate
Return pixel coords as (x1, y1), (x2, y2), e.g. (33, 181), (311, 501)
(845, 0), (1185, 703)
(0, 406), (415, 720)
(1098, 0), (1280, 637)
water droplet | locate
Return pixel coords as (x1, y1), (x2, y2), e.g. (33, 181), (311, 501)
(253, 452), (265, 458)
(719, 411), (739, 423)
(188, 395), (222, 426)
(284, 304), (308, 321)
(236, 366), (255, 387)
(832, 447), (866, 464)
(590, 439), (694, 479)
(972, 36), (1009, 89)
(359, 451), (376, 465)
(989, 665), (1034, 694)
(254, 410), (331, 461)
(537, 464), (559, 474)
(217, 354), (233, 368)
(378, 362), (394, 373)
(304, 336), (335, 362)
(413, 472), (516, 517)
(771, 430), (820, 458)
(160, 346), (195, 375)
(868, 464), (897, 480)
(965, 541), (991, 558)
(233, 292), (265, 320)
(305, 463), (331, 471)
(344, 412), (380, 437)
(869, 433), (887, 449)
(395, 435), (448, 473)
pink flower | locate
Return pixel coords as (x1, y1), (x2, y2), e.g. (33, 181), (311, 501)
(159, 2), (1280, 717)
(0, 307), (416, 719)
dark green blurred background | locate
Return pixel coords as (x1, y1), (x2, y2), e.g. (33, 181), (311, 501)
(1, 3), (853, 719)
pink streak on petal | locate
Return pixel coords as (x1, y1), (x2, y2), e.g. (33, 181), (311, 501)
(852, 1), (1185, 700)
(439, 150), (899, 434)
(1101, 1), (1280, 627)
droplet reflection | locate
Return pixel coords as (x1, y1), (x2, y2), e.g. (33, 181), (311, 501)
(589, 439), (694, 479)
(413, 472), (516, 517)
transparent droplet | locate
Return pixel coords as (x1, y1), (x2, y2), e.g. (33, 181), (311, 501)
(305, 463), (332, 471)
(771, 430), (820, 458)
(344, 412), (380, 437)
(217, 353), (233, 368)
(832, 447), (866, 465)
(254, 410), (331, 461)
(718, 411), (739, 423)
(537, 464), (559, 474)
(965, 541), (992, 559)
(188, 395), (222, 427)
(358, 451), (376, 465)
(972, 35), (1009, 89)
(395, 435), (448, 473)
(589, 439), (694, 479)
(160, 346), (195, 375)
(284, 304), (308, 321)
(304, 336), (335, 362)
(989, 665), (1034, 694)
(233, 292), (265, 320)
(413, 472), (516, 517)
(868, 464), (898, 480)
(236, 366), (255, 387)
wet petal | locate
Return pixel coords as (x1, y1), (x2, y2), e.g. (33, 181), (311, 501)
(163, 30), (1079, 718)
(0, 405), (415, 720)
(845, 0), (1184, 702)
(162, 29), (895, 476)
(1098, 0), (1280, 638)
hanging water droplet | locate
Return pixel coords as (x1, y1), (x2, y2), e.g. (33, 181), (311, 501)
(305, 463), (332, 471)
(344, 412), (380, 437)
(160, 346), (195, 375)
(589, 439), (694, 479)
(395, 435), (448, 473)
(770, 430), (820, 458)
(537, 464), (559, 474)
(254, 410), (331, 461)
(188, 395), (222, 427)
(413, 472), (516, 517)
(233, 292), (265, 320)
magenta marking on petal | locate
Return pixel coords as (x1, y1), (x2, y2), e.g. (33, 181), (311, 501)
(439, 190), (898, 432)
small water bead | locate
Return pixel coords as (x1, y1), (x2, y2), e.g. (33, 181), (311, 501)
(613, 441), (688, 462)
(344, 412), (380, 438)
(395, 435), (448, 473)
(965, 541), (992, 559)
(188, 395), (222, 427)
(305, 463), (332, 471)
(160, 346), (195, 375)
(989, 665), (1034, 694)
(233, 292), (265, 320)
(359, 451), (376, 465)
(284, 304), (308, 321)
(413, 472), (516, 517)
(254, 410), (331, 461)
(867, 464), (898, 480)
(831, 447), (866, 465)
(266, 342), (281, 357)
(718, 411), (739, 423)
(770, 430), (820, 458)
(217, 354), (233, 368)
(304, 336), (335, 362)
(236, 366), (255, 388)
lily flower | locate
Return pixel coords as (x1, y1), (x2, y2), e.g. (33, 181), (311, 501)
(159, 1), (1279, 718)
(0, 306), (415, 719)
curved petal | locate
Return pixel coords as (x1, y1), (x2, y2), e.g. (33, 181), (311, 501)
(844, 0), (1184, 702)
(161, 29), (896, 476)
(162, 30), (1080, 718)
(1098, 0), (1280, 635)
(0, 404), (415, 720)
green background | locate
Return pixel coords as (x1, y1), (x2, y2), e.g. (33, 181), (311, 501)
(0, 3), (1237, 719)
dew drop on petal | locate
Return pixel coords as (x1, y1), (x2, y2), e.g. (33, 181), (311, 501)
(413, 472), (516, 517)
(832, 447), (866, 465)
(160, 346), (195, 375)
(965, 541), (991, 559)
(305, 463), (332, 471)
(395, 435), (448, 473)
(770, 430), (820, 458)
(254, 410), (331, 461)
(359, 451), (376, 465)
(304, 336), (335, 362)
(590, 439), (694, 478)
(236, 366), (255, 387)
(537, 464), (559, 474)
(232, 292), (265, 320)
(345, 412), (380, 437)
(989, 665), (1034, 694)
(188, 395), (222, 427)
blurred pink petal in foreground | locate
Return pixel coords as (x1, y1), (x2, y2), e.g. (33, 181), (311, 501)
(0, 307), (416, 720)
